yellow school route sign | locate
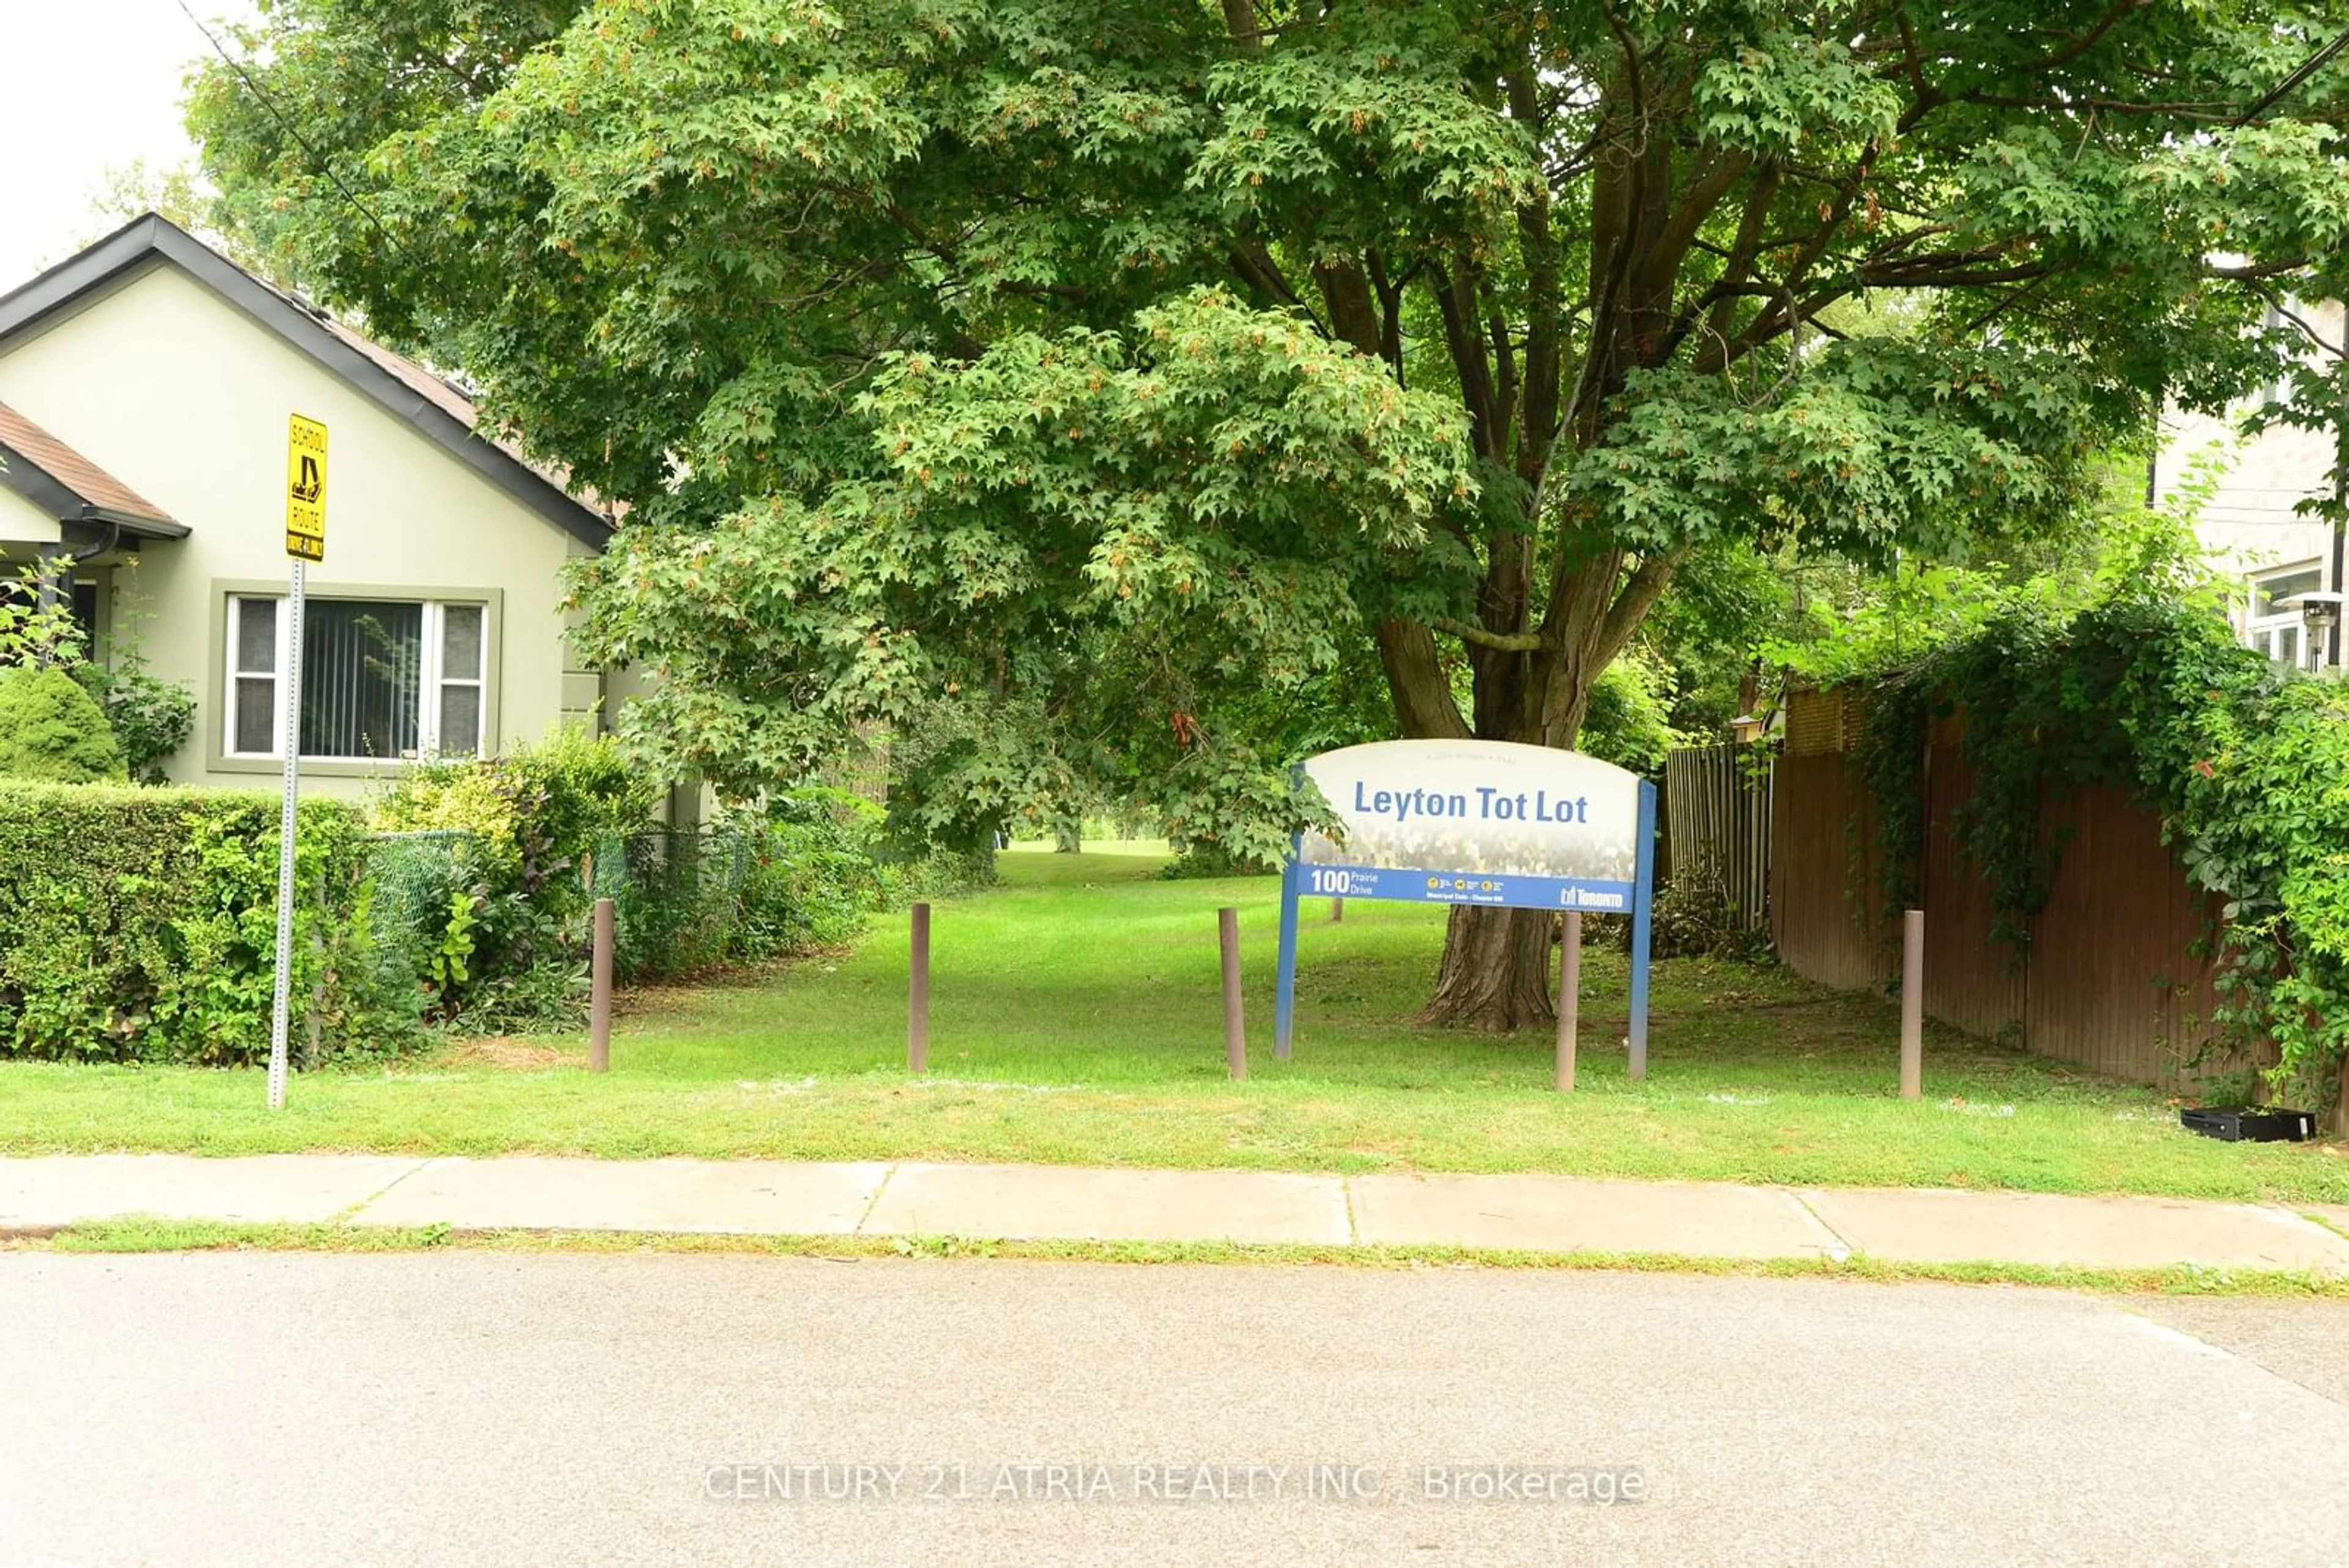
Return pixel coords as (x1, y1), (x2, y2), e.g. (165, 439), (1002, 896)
(285, 413), (327, 561)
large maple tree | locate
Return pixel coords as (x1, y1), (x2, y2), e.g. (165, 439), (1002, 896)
(194, 0), (2349, 1024)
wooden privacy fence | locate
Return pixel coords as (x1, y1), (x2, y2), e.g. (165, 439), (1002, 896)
(1662, 744), (1773, 932)
(1771, 685), (2235, 1093)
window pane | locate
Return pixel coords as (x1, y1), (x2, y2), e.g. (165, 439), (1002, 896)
(439, 684), (481, 757)
(299, 600), (422, 759)
(441, 604), (483, 678)
(236, 597), (276, 674)
(2257, 570), (2322, 617)
(70, 581), (98, 649)
(234, 675), (276, 754)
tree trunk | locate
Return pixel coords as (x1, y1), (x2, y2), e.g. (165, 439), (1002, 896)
(1379, 619), (1600, 1031)
(1425, 904), (1557, 1030)
(1400, 639), (1606, 1030)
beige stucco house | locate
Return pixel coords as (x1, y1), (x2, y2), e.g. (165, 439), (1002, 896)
(0, 214), (625, 795)
(2151, 297), (2347, 671)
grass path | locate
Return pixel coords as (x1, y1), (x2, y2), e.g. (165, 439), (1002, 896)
(24, 1220), (2349, 1300)
(4, 848), (2343, 1202)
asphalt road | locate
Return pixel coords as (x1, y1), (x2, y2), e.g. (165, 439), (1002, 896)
(5, 1252), (2348, 1566)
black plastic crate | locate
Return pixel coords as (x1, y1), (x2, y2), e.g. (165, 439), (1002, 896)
(2180, 1107), (2317, 1143)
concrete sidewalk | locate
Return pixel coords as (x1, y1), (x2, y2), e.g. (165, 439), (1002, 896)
(5, 1153), (2349, 1272)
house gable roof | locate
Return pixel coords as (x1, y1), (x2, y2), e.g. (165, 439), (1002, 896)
(0, 398), (187, 540)
(0, 215), (612, 550)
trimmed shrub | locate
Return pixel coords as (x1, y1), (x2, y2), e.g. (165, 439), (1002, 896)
(0, 665), (126, 783)
(0, 782), (413, 1064)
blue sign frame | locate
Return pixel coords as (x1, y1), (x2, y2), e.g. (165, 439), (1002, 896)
(1274, 778), (1656, 1078)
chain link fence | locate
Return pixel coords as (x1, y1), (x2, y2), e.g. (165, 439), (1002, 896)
(364, 828), (479, 997)
(587, 826), (767, 983)
(368, 824), (774, 988)
(363, 801), (927, 1008)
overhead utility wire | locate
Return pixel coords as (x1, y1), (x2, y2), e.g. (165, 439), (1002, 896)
(2237, 26), (2349, 125)
(166, 0), (409, 261)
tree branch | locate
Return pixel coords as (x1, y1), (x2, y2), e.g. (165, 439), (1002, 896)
(1568, 98), (1649, 444)
(1485, 290), (1520, 459)
(1228, 239), (1303, 306)
(1598, 0), (1648, 132)
(1957, 273), (2055, 336)
(1430, 256), (1504, 461)
(1665, 161), (1779, 364)
(1597, 551), (1684, 667)
(1636, 150), (1754, 343)
(2205, 257), (2314, 281)
(1376, 619), (1472, 739)
(2250, 285), (2348, 359)
(1505, 62), (1563, 486)
(1956, 91), (2242, 119)
(1367, 246), (1407, 384)
(1699, 143), (1877, 374)
(2027, 0), (2154, 74)
(1890, 5), (1943, 108)
(1865, 262), (2057, 289)
(1437, 617), (1546, 653)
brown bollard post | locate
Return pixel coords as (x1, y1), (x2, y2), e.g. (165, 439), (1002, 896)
(1330, 897), (1344, 924)
(1219, 905), (1247, 1080)
(1900, 907), (1924, 1101)
(909, 902), (931, 1076)
(588, 896), (614, 1073)
(1556, 911), (1581, 1093)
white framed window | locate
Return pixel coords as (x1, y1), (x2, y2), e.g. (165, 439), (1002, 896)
(225, 593), (488, 762)
(2246, 562), (2322, 671)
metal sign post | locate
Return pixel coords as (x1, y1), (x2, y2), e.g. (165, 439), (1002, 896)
(269, 414), (328, 1110)
(1627, 779), (1656, 1082)
(1274, 838), (1301, 1058)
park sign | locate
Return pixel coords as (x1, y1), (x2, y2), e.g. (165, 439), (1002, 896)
(1297, 740), (1642, 910)
(1273, 739), (1657, 1076)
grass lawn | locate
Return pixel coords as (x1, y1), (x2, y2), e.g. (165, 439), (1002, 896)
(4, 847), (2344, 1202)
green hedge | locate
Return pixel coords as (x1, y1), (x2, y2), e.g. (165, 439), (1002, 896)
(0, 782), (409, 1065)
(0, 765), (997, 1062)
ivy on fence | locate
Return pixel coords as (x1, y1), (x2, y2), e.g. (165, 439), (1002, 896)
(1854, 598), (2349, 1107)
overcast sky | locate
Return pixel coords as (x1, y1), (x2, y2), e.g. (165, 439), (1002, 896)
(1, 0), (260, 288)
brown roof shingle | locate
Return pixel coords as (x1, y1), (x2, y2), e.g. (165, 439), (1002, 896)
(313, 312), (604, 511)
(0, 399), (174, 526)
